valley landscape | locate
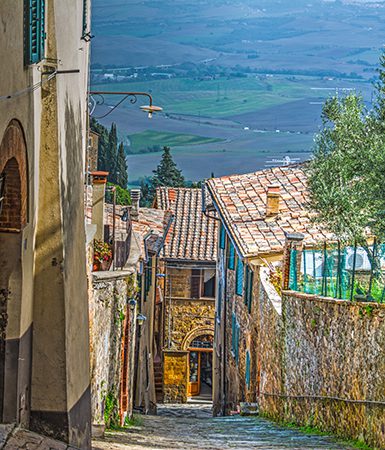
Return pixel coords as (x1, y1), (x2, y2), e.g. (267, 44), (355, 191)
(91, 0), (385, 184)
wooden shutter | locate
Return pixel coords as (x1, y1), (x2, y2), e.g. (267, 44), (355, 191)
(236, 257), (244, 296)
(244, 266), (254, 313)
(228, 241), (235, 270)
(245, 351), (251, 389)
(25, 0), (45, 65)
(191, 269), (201, 299)
(219, 224), (226, 249)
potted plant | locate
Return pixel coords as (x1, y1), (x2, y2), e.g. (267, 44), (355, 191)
(93, 240), (112, 271)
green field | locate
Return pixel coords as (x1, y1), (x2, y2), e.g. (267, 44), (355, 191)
(128, 130), (224, 153)
(92, 76), (311, 118)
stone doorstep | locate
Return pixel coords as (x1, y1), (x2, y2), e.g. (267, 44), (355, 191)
(239, 402), (259, 416)
(1, 428), (80, 450)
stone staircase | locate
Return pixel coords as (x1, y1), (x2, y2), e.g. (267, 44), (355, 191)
(154, 359), (164, 403)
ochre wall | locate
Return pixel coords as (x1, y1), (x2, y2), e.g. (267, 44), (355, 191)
(163, 351), (188, 403)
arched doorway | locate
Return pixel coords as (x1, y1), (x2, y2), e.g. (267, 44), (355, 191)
(186, 334), (213, 399)
(0, 120), (28, 425)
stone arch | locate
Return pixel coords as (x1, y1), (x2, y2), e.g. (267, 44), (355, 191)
(0, 119), (29, 425)
(181, 327), (214, 351)
(0, 119), (28, 230)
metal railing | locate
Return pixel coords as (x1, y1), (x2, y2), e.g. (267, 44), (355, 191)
(288, 242), (385, 303)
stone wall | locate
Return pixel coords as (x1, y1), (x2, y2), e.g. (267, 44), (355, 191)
(89, 271), (136, 432)
(163, 351), (188, 403)
(259, 287), (385, 449)
(164, 298), (215, 350)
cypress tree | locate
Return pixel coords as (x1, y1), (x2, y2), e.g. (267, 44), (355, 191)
(107, 123), (118, 183)
(151, 146), (185, 188)
(116, 142), (128, 189)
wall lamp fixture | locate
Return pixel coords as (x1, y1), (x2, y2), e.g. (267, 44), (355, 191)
(129, 298), (137, 310)
(88, 91), (163, 119)
(137, 314), (147, 326)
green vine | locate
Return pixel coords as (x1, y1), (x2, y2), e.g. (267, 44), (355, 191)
(104, 391), (120, 429)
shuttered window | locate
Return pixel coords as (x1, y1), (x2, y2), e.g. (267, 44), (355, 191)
(244, 265), (254, 313)
(24, 0), (46, 65)
(219, 223), (226, 249)
(245, 350), (251, 389)
(236, 257), (244, 296)
(191, 269), (201, 299)
(228, 241), (235, 270)
(231, 313), (240, 365)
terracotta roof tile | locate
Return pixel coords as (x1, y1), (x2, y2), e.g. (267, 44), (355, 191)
(156, 187), (217, 262)
(207, 165), (333, 258)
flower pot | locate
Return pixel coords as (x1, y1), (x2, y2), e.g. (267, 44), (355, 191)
(100, 259), (112, 271)
(92, 261), (100, 272)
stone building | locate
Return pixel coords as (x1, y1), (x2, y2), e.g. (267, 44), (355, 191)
(155, 187), (218, 403)
(205, 166), (332, 416)
(130, 191), (173, 413)
(0, 0), (92, 448)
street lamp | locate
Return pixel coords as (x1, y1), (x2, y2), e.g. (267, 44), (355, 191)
(88, 91), (163, 119)
(137, 313), (147, 327)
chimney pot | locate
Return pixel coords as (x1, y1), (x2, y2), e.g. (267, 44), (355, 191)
(266, 184), (281, 217)
(130, 189), (141, 221)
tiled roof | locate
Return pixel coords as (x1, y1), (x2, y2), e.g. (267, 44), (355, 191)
(207, 165), (333, 258)
(132, 208), (173, 256)
(156, 187), (218, 262)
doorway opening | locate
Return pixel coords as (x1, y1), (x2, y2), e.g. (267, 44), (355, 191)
(187, 335), (213, 401)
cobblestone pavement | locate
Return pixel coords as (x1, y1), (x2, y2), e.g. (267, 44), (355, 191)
(0, 426), (79, 449)
(92, 403), (355, 450)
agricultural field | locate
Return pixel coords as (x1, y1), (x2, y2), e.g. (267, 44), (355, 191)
(91, 0), (385, 183)
(127, 130), (223, 153)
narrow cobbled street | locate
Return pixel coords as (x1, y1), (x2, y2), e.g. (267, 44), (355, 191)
(92, 403), (354, 450)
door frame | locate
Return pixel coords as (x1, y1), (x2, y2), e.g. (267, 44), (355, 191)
(187, 348), (213, 397)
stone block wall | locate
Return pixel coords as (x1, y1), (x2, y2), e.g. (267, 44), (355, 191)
(163, 351), (188, 403)
(89, 272), (136, 430)
(166, 268), (192, 299)
(259, 288), (385, 449)
(164, 298), (215, 350)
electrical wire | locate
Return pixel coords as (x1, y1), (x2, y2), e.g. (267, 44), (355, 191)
(0, 70), (57, 102)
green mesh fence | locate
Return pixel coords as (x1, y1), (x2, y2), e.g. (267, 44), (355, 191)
(288, 243), (385, 303)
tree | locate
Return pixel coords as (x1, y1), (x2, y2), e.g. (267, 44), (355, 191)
(307, 93), (385, 244)
(107, 123), (118, 184)
(116, 142), (128, 189)
(149, 146), (185, 195)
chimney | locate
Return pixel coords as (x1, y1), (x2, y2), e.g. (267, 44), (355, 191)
(91, 171), (109, 240)
(130, 189), (141, 221)
(266, 184), (281, 217)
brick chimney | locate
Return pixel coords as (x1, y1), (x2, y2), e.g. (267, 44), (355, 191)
(130, 189), (141, 221)
(266, 184), (281, 217)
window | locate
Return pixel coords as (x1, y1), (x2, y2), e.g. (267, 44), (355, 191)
(191, 268), (216, 299)
(236, 257), (244, 296)
(219, 223), (226, 250)
(245, 350), (251, 389)
(0, 174), (5, 217)
(244, 265), (254, 313)
(228, 241), (235, 270)
(24, 0), (46, 65)
(231, 313), (240, 364)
